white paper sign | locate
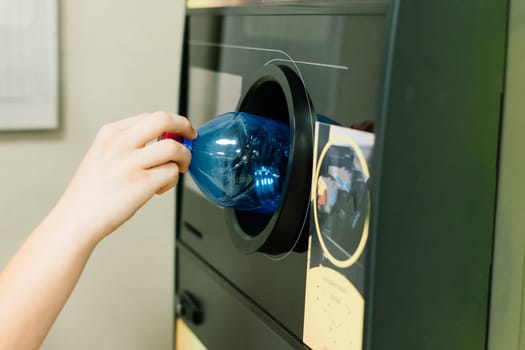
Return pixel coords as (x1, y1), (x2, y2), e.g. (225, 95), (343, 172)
(0, 0), (58, 129)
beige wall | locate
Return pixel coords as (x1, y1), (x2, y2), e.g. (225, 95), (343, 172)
(0, 1), (184, 349)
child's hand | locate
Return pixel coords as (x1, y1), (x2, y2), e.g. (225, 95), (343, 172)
(56, 112), (196, 244)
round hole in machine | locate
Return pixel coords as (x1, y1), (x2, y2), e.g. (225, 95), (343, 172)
(227, 64), (315, 255)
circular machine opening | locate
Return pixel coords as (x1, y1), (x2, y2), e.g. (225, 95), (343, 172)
(233, 80), (289, 237)
(227, 64), (314, 255)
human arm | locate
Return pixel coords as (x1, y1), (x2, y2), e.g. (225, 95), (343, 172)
(0, 112), (196, 350)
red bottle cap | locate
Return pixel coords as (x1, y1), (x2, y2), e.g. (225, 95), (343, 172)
(159, 132), (183, 143)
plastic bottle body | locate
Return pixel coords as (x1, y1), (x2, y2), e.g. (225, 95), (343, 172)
(184, 112), (289, 213)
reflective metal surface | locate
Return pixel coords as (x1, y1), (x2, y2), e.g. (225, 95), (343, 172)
(178, 12), (387, 342)
(187, 0), (383, 9)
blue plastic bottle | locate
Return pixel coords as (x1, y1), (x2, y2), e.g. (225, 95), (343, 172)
(161, 112), (290, 213)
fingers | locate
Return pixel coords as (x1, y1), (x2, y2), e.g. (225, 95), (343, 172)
(156, 184), (173, 195)
(107, 113), (150, 131)
(147, 162), (181, 195)
(92, 113), (153, 149)
(125, 111), (197, 148)
(136, 138), (192, 172)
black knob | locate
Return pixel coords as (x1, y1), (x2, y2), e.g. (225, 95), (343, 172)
(177, 290), (204, 325)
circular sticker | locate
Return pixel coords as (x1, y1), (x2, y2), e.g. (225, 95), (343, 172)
(313, 135), (371, 269)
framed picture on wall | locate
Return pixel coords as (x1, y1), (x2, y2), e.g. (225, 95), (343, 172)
(0, 0), (58, 130)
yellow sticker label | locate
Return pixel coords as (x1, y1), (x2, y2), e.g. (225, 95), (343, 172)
(175, 318), (207, 350)
(304, 122), (374, 350)
(304, 266), (365, 350)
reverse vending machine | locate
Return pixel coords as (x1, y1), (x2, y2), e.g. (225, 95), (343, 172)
(174, 0), (508, 349)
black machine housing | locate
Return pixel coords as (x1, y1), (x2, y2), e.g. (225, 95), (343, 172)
(175, 1), (508, 349)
